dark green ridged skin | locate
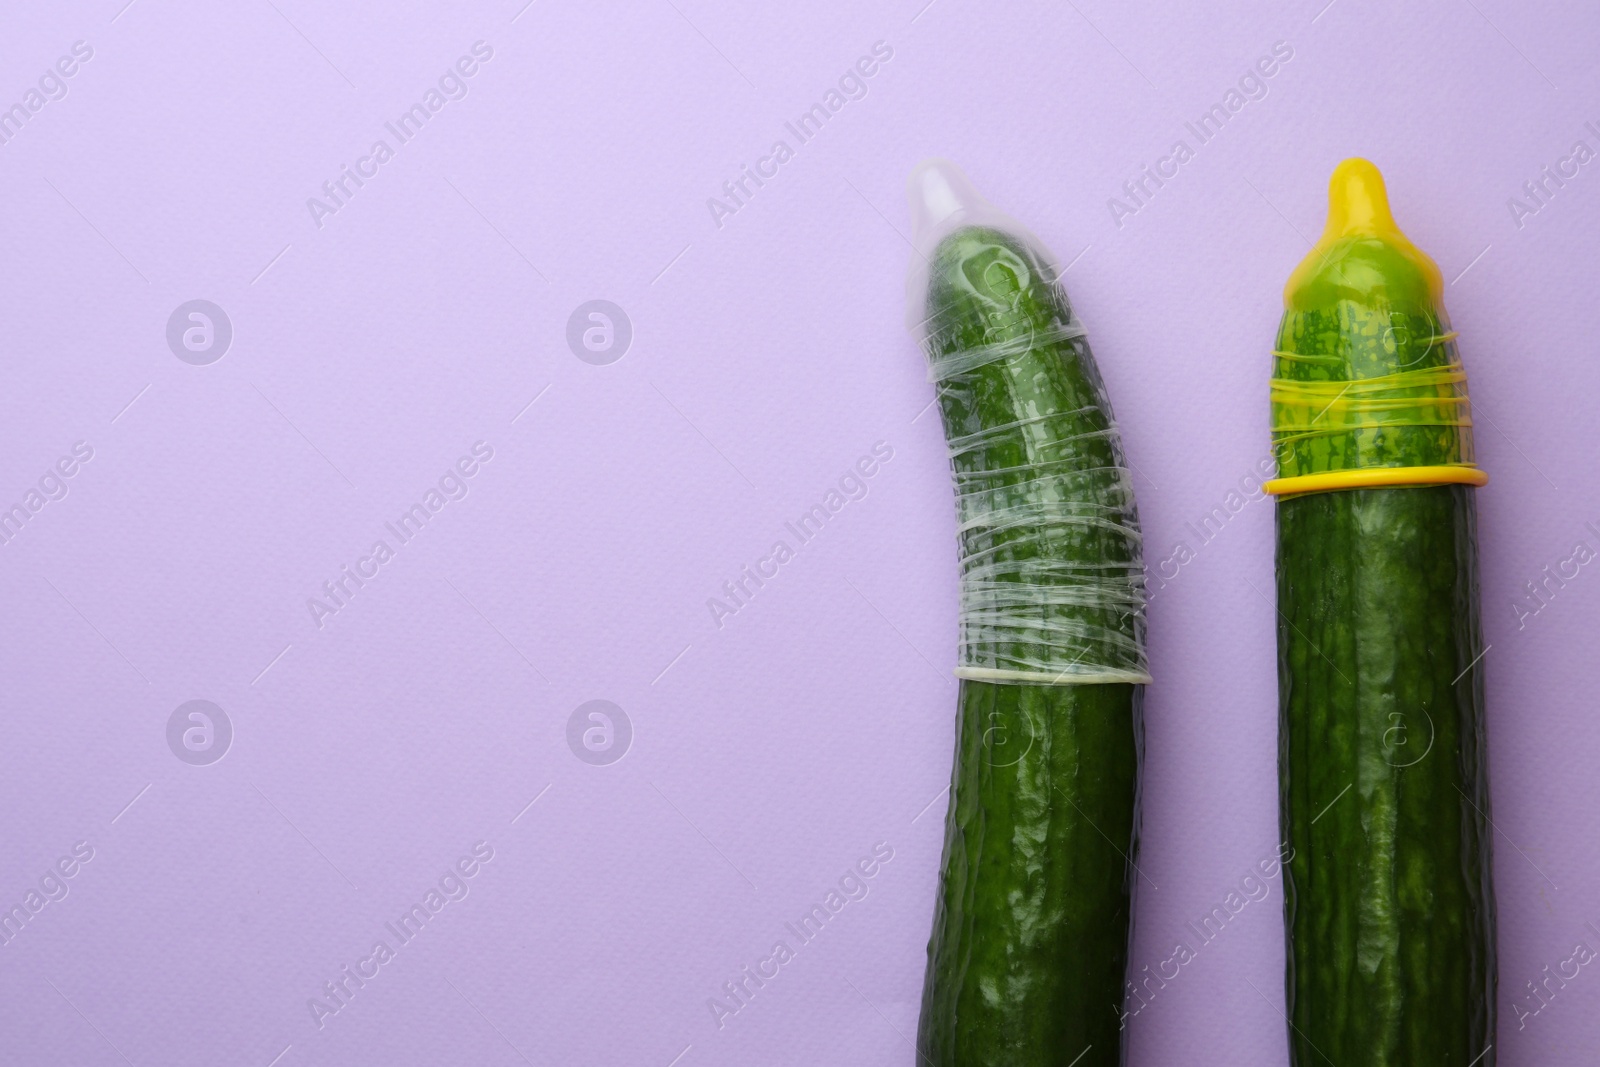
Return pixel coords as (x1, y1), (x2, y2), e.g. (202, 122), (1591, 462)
(921, 681), (1142, 1066)
(916, 225), (1143, 1067)
(1274, 232), (1495, 1066)
(1277, 485), (1493, 1067)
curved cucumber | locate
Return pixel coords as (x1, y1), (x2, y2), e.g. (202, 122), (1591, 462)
(909, 167), (1145, 1067)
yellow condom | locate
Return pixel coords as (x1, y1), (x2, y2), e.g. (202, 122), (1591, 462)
(1266, 159), (1486, 497)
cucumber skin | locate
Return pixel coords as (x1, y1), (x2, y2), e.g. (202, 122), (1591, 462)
(1277, 484), (1495, 1066)
(914, 225), (1144, 1067)
(918, 680), (1142, 1067)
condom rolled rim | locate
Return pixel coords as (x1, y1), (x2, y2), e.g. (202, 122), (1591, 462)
(1264, 464), (1488, 497)
(955, 666), (1155, 685)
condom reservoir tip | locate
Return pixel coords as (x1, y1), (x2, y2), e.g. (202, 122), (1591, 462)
(1283, 158), (1445, 314)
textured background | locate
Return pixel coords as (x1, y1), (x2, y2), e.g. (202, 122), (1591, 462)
(1, 1), (1597, 1064)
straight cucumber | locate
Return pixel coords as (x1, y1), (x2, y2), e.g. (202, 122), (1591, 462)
(1271, 160), (1495, 1066)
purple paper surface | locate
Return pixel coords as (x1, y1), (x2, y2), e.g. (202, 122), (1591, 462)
(1, 1), (1597, 1064)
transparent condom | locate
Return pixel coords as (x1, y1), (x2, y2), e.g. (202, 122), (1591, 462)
(907, 161), (1149, 685)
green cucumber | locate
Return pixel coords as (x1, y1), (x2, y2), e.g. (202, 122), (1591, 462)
(908, 162), (1146, 1067)
(920, 682), (1142, 1066)
(1272, 160), (1495, 1066)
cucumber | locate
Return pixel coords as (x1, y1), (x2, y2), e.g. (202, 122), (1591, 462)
(908, 161), (1146, 1067)
(1272, 160), (1495, 1066)
(920, 682), (1142, 1066)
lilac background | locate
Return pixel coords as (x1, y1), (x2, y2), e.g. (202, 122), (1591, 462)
(1, 0), (1597, 1064)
